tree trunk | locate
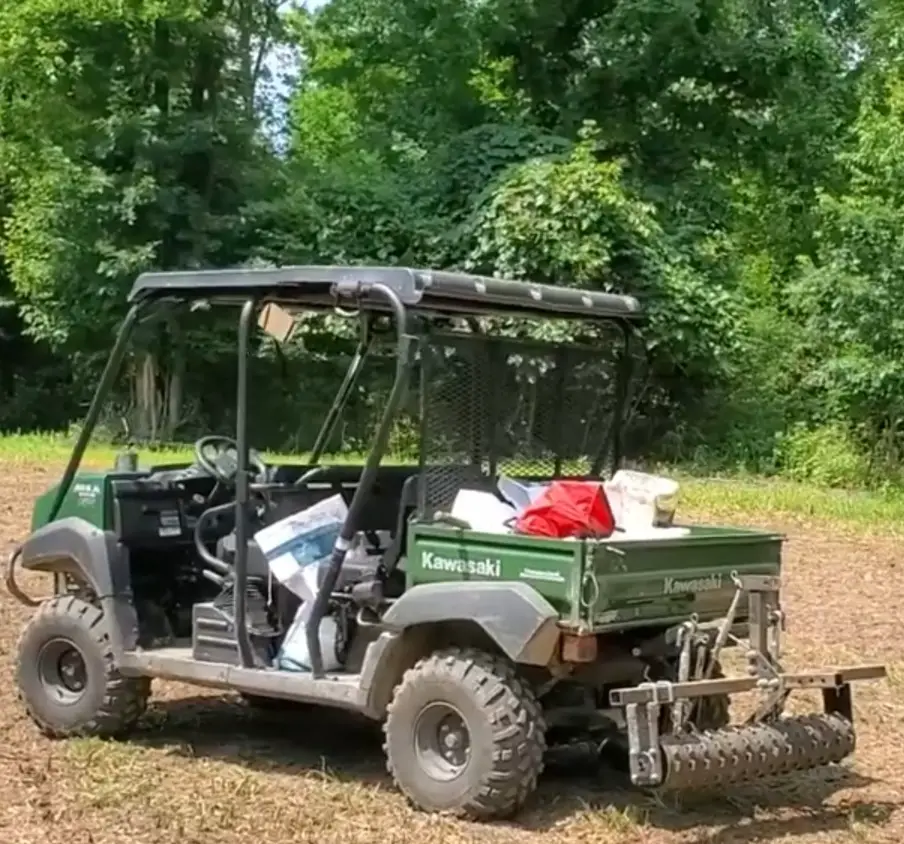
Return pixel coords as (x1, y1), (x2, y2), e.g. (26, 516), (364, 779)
(164, 353), (184, 441)
(136, 352), (161, 442)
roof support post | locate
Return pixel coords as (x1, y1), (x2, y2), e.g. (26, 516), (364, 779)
(233, 297), (258, 668)
(48, 304), (142, 523)
(305, 282), (414, 678)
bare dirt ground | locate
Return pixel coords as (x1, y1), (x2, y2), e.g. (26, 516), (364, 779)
(0, 462), (902, 844)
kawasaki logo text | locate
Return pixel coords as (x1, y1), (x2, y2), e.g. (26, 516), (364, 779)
(663, 574), (723, 595)
(420, 551), (501, 578)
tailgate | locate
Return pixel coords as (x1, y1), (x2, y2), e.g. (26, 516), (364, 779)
(583, 525), (783, 630)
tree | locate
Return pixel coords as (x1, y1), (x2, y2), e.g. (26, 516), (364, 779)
(0, 0), (288, 439)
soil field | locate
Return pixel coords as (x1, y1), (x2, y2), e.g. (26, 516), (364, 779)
(0, 459), (902, 844)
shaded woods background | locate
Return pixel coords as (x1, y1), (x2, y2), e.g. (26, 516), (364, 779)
(1, 0), (903, 487)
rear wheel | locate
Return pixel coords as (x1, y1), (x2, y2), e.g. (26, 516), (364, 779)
(15, 596), (150, 738)
(383, 647), (546, 820)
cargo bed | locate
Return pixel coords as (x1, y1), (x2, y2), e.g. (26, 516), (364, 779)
(406, 523), (783, 631)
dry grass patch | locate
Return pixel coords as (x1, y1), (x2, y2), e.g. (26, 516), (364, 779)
(0, 454), (902, 842)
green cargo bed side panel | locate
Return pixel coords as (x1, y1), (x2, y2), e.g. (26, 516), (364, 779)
(407, 522), (784, 631)
(406, 525), (583, 618)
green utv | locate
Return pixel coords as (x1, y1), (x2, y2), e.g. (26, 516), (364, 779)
(7, 266), (886, 821)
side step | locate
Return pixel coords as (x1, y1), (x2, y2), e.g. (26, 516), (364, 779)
(119, 647), (369, 715)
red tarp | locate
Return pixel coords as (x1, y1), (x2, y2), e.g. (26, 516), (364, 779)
(514, 480), (615, 539)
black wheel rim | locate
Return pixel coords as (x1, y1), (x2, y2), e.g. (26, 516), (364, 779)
(37, 638), (88, 704)
(413, 702), (471, 781)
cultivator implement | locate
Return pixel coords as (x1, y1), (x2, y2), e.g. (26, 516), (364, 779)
(609, 574), (885, 791)
(658, 712), (854, 790)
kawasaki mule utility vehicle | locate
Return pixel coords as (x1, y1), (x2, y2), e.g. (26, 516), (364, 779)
(7, 265), (885, 821)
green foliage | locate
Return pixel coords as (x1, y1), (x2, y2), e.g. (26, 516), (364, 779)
(0, 0), (281, 352)
(462, 127), (657, 286)
(458, 125), (739, 379)
(784, 69), (904, 465)
(777, 423), (871, 489)
(0, 0), (901, 491)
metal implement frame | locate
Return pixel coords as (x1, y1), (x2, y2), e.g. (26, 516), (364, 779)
(611, 665), (886, 709)
(608, 574), (887, 788)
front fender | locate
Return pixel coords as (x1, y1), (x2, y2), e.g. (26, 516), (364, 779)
(19, 517), (138, 656)
(381, 580), (560, 667)
(21, 517), (117, 595)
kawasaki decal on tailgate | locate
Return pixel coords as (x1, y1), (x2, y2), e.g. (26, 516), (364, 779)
(663, 574), (723, 595)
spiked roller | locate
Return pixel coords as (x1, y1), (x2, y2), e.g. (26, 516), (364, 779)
(659, 713), (855, 791)
(615, 686), (869, 790)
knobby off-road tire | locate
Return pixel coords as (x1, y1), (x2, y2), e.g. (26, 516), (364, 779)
(383, 647), (546, 821)
(15, 595), (151, 738)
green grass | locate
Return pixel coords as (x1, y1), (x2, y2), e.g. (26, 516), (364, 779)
(0, 432), (194, 464)
(0, 432), (330, 466)
(674, 472), (904, 533)
(2, 432), (903, 533)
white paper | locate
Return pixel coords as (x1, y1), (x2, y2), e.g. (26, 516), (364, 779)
(497, 476), (549, 511)
(451, 488), (517, 534)
(610, 526), (692, 541)
(254, 493), (348, 600)
(496, 475), (534, 511)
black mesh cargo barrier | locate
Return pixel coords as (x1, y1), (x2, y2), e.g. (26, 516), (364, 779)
(417, 331), (626, 515)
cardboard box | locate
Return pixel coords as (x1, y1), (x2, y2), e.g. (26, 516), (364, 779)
(258, 302), (296, 343)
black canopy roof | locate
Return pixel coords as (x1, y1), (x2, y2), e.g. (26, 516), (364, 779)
(127, 265), (642, 322)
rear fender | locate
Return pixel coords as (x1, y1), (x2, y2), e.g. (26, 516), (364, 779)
(380, 580), (560, 667)
(18, 517), (138, 657)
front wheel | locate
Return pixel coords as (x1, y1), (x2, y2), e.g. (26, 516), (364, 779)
(15, 596), (151, 738)
(383, 647), (546, 820)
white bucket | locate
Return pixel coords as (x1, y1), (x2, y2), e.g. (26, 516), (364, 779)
(606, 470), (679, 531)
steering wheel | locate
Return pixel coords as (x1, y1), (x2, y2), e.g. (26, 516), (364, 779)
(291, 464), (330, 487)
(193, 435), (269, 485)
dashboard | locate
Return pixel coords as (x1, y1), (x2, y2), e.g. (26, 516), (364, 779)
(110, 472), (226, 548)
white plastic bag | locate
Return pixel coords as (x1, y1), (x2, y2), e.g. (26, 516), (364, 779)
(276, 601), (343, 672)
(450, 488), (517, 533)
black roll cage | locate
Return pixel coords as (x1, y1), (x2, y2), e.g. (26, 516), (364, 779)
(45, 266), (644, 679)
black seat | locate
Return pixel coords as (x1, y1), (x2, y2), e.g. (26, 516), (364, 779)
(381, 475), (420, 573)
(381, 464), (493, 574)
(215, 532), (272, 580)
